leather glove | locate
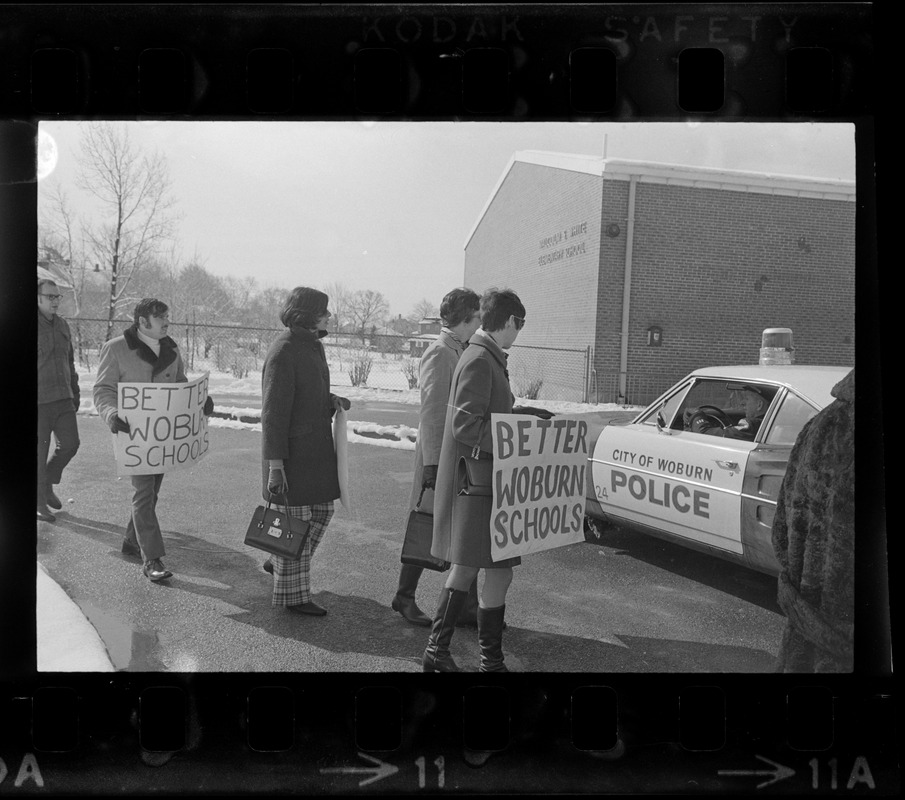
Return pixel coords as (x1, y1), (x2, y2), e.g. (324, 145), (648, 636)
(421, 464), (438, 490)
(512, 405), (554, 420)
(110, 414), (130, 434)
(268, 466), (289, 497)
(203, 395), (214, 416)
(333, 395), (351, 412)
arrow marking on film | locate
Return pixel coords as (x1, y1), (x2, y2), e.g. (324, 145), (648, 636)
(718, 754), (795, 789)
(320, 752), (399, 787)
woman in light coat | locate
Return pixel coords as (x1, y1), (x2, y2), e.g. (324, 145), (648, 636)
(423, 289), (526, 672)
(260, 287), (350, 617)
(392, 288), (481, 626)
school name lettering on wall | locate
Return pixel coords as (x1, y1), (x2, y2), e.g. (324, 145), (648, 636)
(538, 221), (588, 267)
(113, 373), (210, 476)
(490, 414), (588, 560)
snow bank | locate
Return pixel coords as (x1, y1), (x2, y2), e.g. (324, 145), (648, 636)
(37, 563), (114, 672)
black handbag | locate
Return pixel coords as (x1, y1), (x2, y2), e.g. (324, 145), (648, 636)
(244, 495), (310, 559)
(401, 487), (449, 572)
(456, 455), (493, 496)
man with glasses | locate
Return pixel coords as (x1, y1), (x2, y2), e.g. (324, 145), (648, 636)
(94, 298), (213, 582)
(37, 278), (81, 522)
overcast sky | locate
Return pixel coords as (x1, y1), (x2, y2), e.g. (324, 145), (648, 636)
(37, 121), (855, 317)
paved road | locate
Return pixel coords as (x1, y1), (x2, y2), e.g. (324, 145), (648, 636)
(36, 410), (784, 672)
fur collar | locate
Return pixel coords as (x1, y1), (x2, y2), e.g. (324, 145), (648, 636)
(831, 368), (854, 404)
(123, 324), (180, 373)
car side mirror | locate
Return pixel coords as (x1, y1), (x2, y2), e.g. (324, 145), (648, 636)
(656, 407), (672, 435)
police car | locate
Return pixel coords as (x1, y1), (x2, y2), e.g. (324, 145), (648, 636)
(582, 363), (851, 575)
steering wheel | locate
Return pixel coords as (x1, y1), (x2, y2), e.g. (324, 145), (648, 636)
(688, 404), (733, 430)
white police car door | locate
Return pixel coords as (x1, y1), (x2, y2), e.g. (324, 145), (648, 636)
(592, 419), (754, 555)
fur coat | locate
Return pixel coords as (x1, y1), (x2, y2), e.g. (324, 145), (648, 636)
(772, 368), (855, 672)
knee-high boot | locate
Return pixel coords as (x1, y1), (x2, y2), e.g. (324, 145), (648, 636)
(457, 580), (507, 630)
(422, 587), (469, 672)
(477, 604), (509, 673)
(392, 564), (431, 626)
(456, 579), (480, 627)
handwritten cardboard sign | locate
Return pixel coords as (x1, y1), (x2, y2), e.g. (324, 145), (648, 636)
(490, 413), (588, 561)
(113, 373), (210, 476)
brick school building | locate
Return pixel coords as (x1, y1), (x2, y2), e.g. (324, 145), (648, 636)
(463, 152), (855, 404)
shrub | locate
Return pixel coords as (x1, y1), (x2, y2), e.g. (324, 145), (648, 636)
(401, 359), (419, 389)
(229, 347), (250, 378)
(516, 376), (544, 400)
(349, 350), (373, 387)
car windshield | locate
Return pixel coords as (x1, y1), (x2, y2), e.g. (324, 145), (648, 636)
(637, 380), (691, 427)
(643, 378), (778, 434)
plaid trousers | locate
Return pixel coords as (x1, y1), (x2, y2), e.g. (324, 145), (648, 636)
(270, 502), (334, 606)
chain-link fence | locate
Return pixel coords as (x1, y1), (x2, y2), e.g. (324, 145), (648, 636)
(506, 343), (593, 402)
(68, 318), (285, 376)
(589, 371), (666, 407)
(69, 319), (613, 401)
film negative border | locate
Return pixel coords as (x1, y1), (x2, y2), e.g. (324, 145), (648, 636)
(1, 1), (892, 796)
(0, 674), (899, 793)
(0, 3), (876, 119)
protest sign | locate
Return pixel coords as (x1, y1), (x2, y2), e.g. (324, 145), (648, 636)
(112, 373), (210, 476)
(490, 413), (588, 561)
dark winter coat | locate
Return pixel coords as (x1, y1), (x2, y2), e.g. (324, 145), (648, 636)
(407, 329), (467, 515)
(93, 324), (187, 429)
(772, 368), (855, 672)
(430, 329), (520, 569)
(260, 326), (340, 506)
(38, 310), (80, 406)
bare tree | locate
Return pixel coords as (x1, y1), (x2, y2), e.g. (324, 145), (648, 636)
(39, 183), (101, 363)
(75, 122), (179, 341)
(411, 297), (439, 322)
(348, 289), (389, 343)
(170, 261), (236, 368)
(223, 274), (258, 325)
(321, 281), (352, 334)
(252, 285), (289, 330)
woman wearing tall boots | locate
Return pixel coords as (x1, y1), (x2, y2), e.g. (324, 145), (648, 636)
(391, 288), (482, 626)
(423, 289), (526, 672)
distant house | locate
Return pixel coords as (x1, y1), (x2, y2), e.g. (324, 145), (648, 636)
(408, 317), (442, 357)
(38, 248), (76, 315)
(372, 329), (407, 354)
(38, 246), (120, 322)
(37, 247), (73, 289)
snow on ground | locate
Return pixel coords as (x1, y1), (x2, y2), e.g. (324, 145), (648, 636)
(37, 563), (114, 671)
(76, 365), (642, 453)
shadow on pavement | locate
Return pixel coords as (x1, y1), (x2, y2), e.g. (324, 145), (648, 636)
(49, 513), (778, 673)
(597, 529), (780, 613)
(223, 592), (777, 673)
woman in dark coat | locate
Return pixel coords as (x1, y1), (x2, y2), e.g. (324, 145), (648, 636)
(260, 287), (350, 617)
(423, 289), (526, 672)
